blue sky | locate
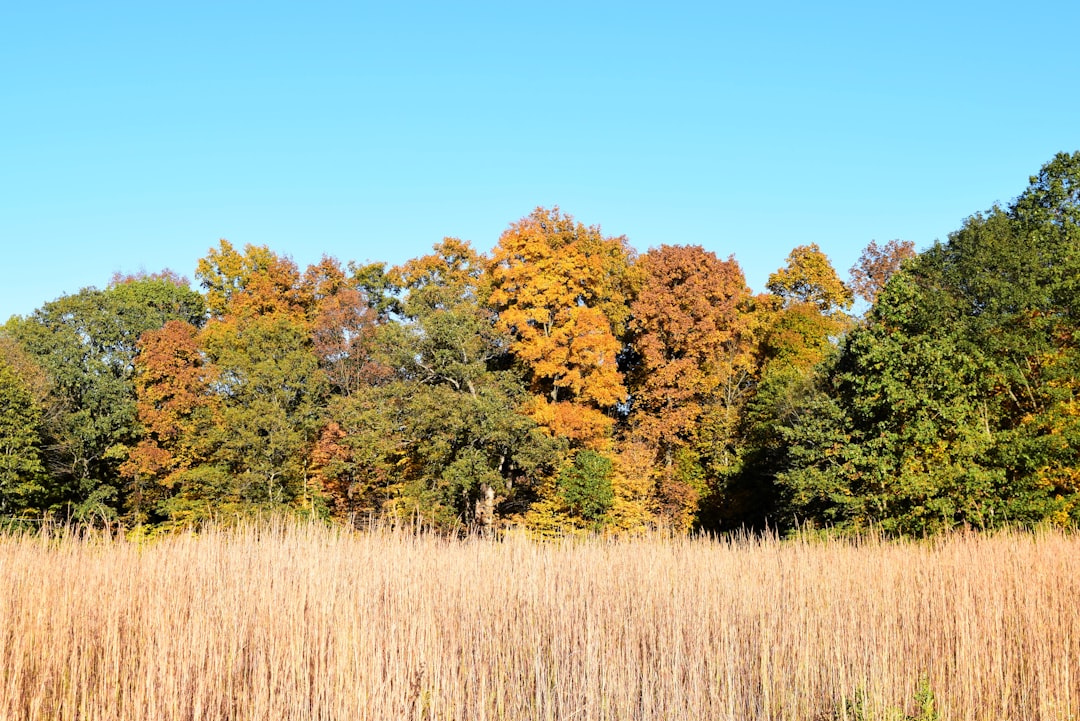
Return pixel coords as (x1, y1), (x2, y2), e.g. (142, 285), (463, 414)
(2, 1), (1078, 322)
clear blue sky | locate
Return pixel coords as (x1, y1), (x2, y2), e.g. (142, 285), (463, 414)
(3, 0), (1078, 322)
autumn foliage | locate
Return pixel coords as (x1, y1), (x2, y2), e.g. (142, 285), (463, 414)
(487, 209), (635, 440)
(5, 152), (1080, 534)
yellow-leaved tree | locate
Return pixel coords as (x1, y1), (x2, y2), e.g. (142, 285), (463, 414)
(485, 207), (638, 449)
(486, 208), (638, 534)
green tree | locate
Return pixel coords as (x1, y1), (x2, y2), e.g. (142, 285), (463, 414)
(0, 354), (48, 516)
(4, 274), (205, 521)
(118, 243), (334, 525)
(310, 390), (403, 522)
(724, 245), (853, 530)
(558, 450), (614, 522)
(314, 239), (563, 528)
(393, 240), (563, 525)
(777, 152), (1080, 533)
(190, 312), (327, 516)
(778, 277), (1000, 533)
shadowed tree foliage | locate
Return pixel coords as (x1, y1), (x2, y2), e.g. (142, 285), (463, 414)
(0, 347), (48, 515)
(715, 244), (854, 530)
(627, 244), (757, 529)
(314, 239), (563, 527)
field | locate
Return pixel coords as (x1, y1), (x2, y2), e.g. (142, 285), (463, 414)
(0, 523), (1078, 720)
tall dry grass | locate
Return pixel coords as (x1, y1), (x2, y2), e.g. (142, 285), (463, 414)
(0, 522), (1077, 720)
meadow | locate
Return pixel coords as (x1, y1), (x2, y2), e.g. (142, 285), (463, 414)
(0, 522), (1077, 720)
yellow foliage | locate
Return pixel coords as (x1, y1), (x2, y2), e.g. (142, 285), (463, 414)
(486, 207), (634, 418)
(606, 440), (658, 533)
(526, 397), (613, 450)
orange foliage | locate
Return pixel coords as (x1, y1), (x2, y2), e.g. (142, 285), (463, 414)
(767, 243), (853, 313)
(197, 240), (308, 320)
(654, 470), (698, 533)
(533, 306), (625, 407)
(121, 320), (219, 519)
(304, 256), (388, 395)
(629, 245), (755, 450)
(309, 421), (355, 517)
(849, 238), (916, 304)
(761, 244), (854, 370)
(526, 397), (613, 451)
(487, 208), (635, 445)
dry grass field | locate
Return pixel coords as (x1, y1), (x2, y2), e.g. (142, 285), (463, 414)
(0, 522), (1077, 720)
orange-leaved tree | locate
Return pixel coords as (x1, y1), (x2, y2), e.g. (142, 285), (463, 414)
(849, 238), (917, 305)
(485, 207), (637, 449)
(197, 239), (310, 321)
(760, 243), (853, 369)
(302, 255), (390, 397)
(627, 244), (757, 529)
(121, 320), (220, 524)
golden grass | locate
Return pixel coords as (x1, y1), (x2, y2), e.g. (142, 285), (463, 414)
(0, 523), (1077, 720)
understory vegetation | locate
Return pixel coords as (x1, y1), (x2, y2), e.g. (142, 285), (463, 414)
(0, 522), (1077, 720)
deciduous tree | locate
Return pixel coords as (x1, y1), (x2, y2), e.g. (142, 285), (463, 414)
(629, 245), (754, 453)
(627, 244), (757, 528)
(760, 243), (853, 369)
(303, 256), (389, 396)
(849, 239), (916, 305)
(121, 320), (219, 524)
(197, 239), (308, 320)
(777, 152), (1080, 533)
(0, 352), (48, 515)
(486, 208), (637, 447)
(4, 275), (205, 521)
(315, 239), (563, 527)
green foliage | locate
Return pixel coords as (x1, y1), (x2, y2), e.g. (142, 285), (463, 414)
(835, 677), (940, 721)
(557, 450), (615, 522)
(198, 314), (328, 509)
(10, 156), (1080, 535)
(311, 240), (566, 529)
(4, 276), (206, 520)
(0, 357), (48, 515)
(310, 381), (410, 522)
(778, 152), (1080, 534)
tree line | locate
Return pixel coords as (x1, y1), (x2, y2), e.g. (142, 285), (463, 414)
(1, 152), (1078, 535)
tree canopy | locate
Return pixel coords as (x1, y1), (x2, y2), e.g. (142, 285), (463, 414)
(5, 152), (1080, 536)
